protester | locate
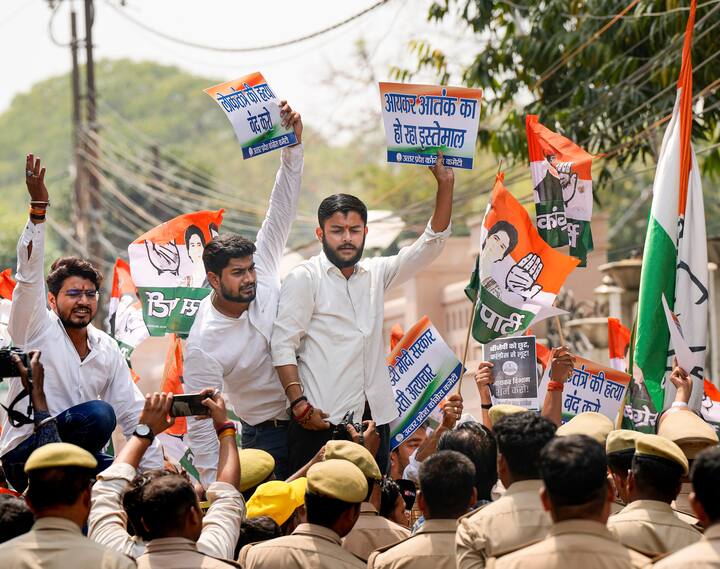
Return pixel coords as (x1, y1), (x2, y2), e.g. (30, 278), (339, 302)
(0, 442), (135, 569)
(184, 101), (304, 484)
(605, 429), (641, 510)
(654, 446), (720, 567)
(389, 425), (427, 479)
(607, 433), (700, 557)
(272, 154), (455, 474)
(0, 155), (162, 492)
(239, 459), (367, 568)
(238, 449), (276, 502)
(456, 411), (556, 569)
(489, 435), (650, 569)
(89, 390), (243, 560)
(369, 450), (476, 569)
(378, 477), (409, 527)
(0, 494), (33, 543)
(234, 516), (281, 559)
(245, 478), (306, 534)
(322, 440), (410, 561)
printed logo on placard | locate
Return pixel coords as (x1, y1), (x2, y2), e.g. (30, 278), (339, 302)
(502, 361), (519, 376)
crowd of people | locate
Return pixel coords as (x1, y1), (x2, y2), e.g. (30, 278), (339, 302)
(0, 101), (719, 567)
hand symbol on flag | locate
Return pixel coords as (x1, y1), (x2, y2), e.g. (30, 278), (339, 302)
(506, 253), (543, 299)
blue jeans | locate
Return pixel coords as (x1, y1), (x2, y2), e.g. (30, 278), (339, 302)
(1, 400), (117, 492)
(241, 420), (289, 480)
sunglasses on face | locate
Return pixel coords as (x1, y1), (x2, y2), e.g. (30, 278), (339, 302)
(64, 289), (100, 300)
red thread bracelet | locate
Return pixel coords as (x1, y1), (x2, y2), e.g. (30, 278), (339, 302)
(293, 403), (313, 423)
(547, 381), (565, 392)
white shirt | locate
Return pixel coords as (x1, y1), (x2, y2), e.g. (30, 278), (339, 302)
(0, 220), (163, 469)
(183, 144), (303, 486)
(271, 219), (451, 425)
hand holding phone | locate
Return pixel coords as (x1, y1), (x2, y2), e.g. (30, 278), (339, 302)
(170, 392), (213, 417)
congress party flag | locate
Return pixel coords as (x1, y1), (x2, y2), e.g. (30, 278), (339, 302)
(161, 334), (187, 436)
(633, 0), (708, 416)
(526, 115), (596, 266)
(465, 173), (579, 344)
(108, 259), (149, 368)
(608, 318), (631, 372)
(0, 268), (15, 348)
(701, 380), (720, 435)
(0, 269), (15, 300)
(388, 316), (462, 450)
(379, 82), (482, 169)
(204, 72), (296, 160)
(128, 210), (223, 338)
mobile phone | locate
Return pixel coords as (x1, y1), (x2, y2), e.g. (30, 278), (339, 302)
(170, 393), (212, 417)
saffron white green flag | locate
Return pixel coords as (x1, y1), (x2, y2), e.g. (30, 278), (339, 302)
(631, 0), (708, 425)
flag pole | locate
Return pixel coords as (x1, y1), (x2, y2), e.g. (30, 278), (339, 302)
(456, 160), (504, 396)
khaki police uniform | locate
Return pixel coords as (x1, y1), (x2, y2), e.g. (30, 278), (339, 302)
(654, 523), (720, 568)
(487, 520), (651, 569)
(137, 537), (240, 569)
(556, 412), (614, 445)
(341, 502), (410, 561)
(456, 479), (552, 569)
(367, 518), (457, 569)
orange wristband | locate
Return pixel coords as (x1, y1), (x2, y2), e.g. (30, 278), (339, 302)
(547, 381), (565, 392)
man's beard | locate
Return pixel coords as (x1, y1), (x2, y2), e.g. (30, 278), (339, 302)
(220, 281), (256, 304)
(58, 308), (93, 329)
(322, 235), (365, 269)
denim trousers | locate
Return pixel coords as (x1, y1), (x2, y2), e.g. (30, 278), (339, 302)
(1, 400), (117, 492)
(241, 420), (289, 480)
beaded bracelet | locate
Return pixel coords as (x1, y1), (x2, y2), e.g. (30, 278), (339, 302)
(290, 395), (308, 410)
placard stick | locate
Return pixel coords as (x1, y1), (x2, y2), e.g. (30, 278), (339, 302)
(555, 315), (566, 345)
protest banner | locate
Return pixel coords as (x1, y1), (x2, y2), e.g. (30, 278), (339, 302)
(108, 258), (149, 370)
(526, 115), (596, 265)
(129, 210), (224, 338)
(379, 82), (482, 169)
(484, 336), (539, 409)
(204, 72), (296, 159)
(387, 316), (463, 450)
(465, 172), (579, 344)
(562, 356), (630, 424)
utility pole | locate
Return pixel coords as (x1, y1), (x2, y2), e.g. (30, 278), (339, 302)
(70, 7), (89, 253)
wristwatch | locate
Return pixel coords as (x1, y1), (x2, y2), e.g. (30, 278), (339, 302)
(133, 424), (154, 442)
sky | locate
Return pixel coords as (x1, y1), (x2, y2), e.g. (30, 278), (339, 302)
(0, 0), (477, 140)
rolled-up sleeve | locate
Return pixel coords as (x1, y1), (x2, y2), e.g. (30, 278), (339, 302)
(271, 266), (315, 368)
(197, 481), (245, 559)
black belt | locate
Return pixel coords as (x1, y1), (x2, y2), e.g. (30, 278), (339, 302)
(247, 419), (290, 429)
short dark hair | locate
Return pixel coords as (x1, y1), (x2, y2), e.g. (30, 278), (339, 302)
(607, 449), (634, 477)
(122, 470), (171, 539)
(494, 412), (556, 480)
(202, 233), (256, 276)
(184, 225), (206, 256)
(379, 478), (402, 519)
(691, 446), (720, 522)
(439, 421), (497, 501)
(26, 466), (94, 511)
(0, 495), (33, 543)
(631, 454), (683, 503)
(419, 450), (475, 519)
(131, 474), (198, 540)
(305, 492), (359, 528)
(485, 221), (519, 260)
(234, 516), (282, 558)
(46, 257), (103, 296)
(317, 194), (368, 228)
(540, 435), (607, 508)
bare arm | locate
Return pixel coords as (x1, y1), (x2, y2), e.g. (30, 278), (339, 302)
(541, 346), (574, 427)
(415, 394), (464, 462)
(429, 150), (454, 233)
(201, 390), (240, 487)
(475, 362), (494, 429)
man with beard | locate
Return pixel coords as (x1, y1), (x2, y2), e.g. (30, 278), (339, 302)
(183, 100), (303, 485)
(272, 154), (454, 474)
(0, 154), (163, 492)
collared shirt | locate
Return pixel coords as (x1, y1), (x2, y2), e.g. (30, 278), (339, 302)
(183, 145), (303, 486)
(0, 516), (135, 569)
(0, 221), (162, 468)
(368, 518), (457, 569)
(137, 537), (240, 569)
(654, 523), (720, 568)
(88, 462), (244, 560)
(607, 499), (701, 556)
(271, 220), (451, 425)
(456, 479), (551, 569)
(341, 502), (410, 561)
(239, 522), (365, 569)
(490, 520), (651, 569)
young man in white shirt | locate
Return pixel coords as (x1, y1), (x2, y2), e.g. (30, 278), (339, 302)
(272, 154), (454, 474)
(0, 154), (163, 492)
(183, 101), (303, 485)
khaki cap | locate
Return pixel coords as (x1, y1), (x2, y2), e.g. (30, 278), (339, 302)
(324, 440), (381, 481)
(306, 459), (367, 503)
(238, 449), (275, 492)
(24, 442), (97, 473)
(636, 433), (689, 476)
(246, 478), (307, 526)
(606, 429), (642, 455)
(488, 404), (527, 426)
(658, 410), (719, 459)
(556, 412), (614, 444)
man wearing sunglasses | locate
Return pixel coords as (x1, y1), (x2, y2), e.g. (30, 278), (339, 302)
(0, 154), (163, 492)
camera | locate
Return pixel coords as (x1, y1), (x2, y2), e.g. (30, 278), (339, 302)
(331, 410), (368, 441)
(0, 347), (29, 379)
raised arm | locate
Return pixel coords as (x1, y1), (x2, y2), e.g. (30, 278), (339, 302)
(541, 346), (574, 426)
(9, 154), (52, 346)
(253, 101), (304, 277)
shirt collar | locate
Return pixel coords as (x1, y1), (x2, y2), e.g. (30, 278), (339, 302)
(33, 516), (83, 534)
(504, 479), (544, 497)
(550, 519), (614, 540)
(360, 502), (378, 515)
(318, 251), (366, 276)
(145, 537), (197, 553)
(621, 499), (674, 514)
(704, 524), (720, 540)
(417, 519), (457, 534)
(292, 523), (342, 545)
